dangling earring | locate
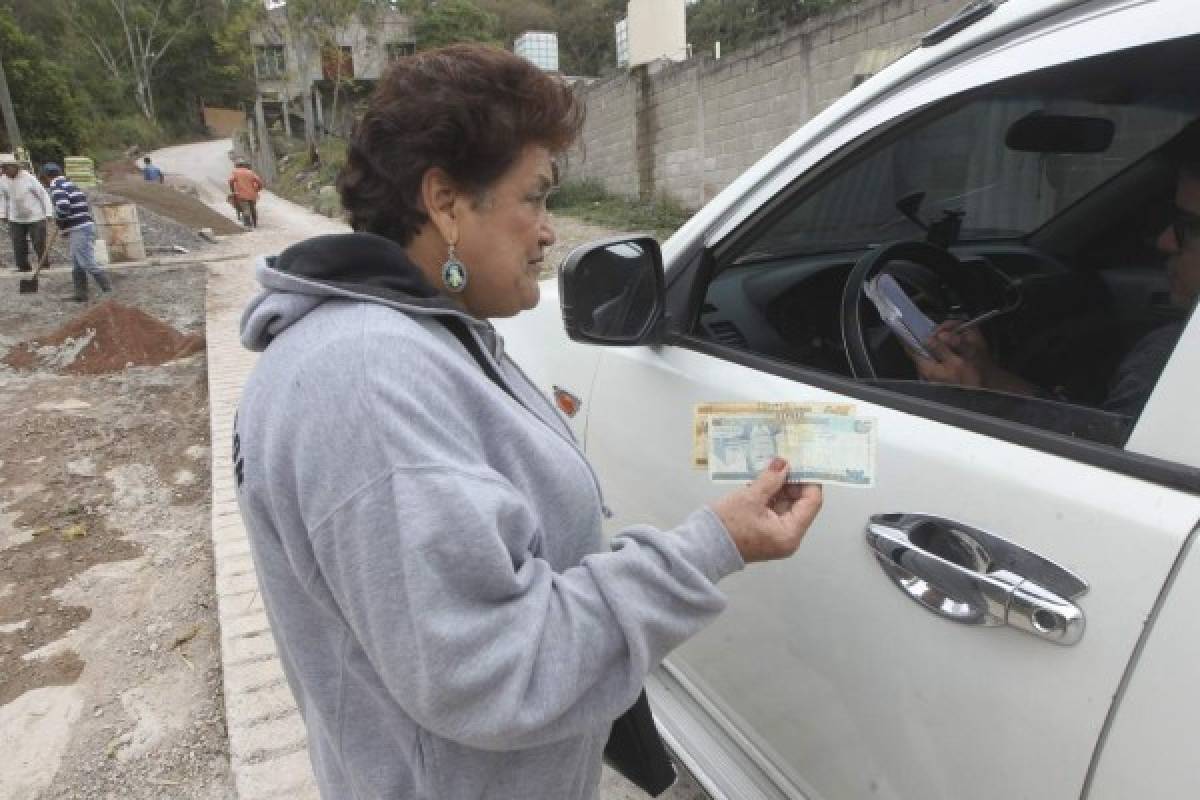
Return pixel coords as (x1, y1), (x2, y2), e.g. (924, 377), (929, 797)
(441, 245), (468, 293)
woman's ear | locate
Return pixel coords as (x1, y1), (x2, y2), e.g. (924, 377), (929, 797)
(420, 166), (460, 246)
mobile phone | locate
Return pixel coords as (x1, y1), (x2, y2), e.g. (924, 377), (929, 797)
(956, 308), (1003, 332)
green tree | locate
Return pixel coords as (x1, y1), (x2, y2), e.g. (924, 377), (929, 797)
(548, 0), (624, 76)
(6, 0), (126, 124)
(147, 0), (260, 135)
(203, 0), (262, 110)
(477, 0), (556, 48)
(410, 0), (502, 50)
(0, 9), (84, 161)
(687, 0), (852, 58)
(54, 0), (202, 123)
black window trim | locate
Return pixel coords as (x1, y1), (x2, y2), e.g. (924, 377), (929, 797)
(664, 332), (1200, 496)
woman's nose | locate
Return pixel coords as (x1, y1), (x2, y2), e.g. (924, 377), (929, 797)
(540, 217), (557, 248)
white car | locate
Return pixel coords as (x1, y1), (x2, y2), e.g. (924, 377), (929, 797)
(498, 1), (1200, 798)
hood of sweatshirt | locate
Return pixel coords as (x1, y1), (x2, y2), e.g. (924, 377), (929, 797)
(240, 232), (487, 352)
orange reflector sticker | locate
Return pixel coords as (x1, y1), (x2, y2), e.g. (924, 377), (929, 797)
(553, 386), (581, 417)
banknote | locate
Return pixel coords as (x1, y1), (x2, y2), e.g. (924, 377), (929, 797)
(692, 402), (854, 469)
(707, 413), (877, 487)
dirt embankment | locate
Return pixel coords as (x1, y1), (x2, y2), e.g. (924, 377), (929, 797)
(101, 178), (245, 237)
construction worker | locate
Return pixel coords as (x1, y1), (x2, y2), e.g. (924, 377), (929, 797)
(229, 158), (264, 229)
(40, 163), (113, 302)
(142, 156), (165, 183)
(1, 153), (55, 272)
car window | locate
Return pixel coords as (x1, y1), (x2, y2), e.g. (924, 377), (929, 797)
(742, 85), (1189, 261)
(692, 36), (1200, 449)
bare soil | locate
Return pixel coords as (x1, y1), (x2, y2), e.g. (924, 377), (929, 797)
(102, 178), (245, 236)
(0, 262), (233, 800)
(4, 300), (205, 375)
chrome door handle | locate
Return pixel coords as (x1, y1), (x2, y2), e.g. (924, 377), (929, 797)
(866, 513), (1088, 645)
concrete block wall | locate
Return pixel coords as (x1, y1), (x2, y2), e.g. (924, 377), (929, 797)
(642, 63), (703, 204)
(570, 75), (638, 198)
(567, 0), (963, 209)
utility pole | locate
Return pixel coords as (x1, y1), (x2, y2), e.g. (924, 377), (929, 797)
(0, 55), (23, 153)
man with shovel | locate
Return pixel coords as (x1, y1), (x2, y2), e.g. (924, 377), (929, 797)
(40, 163), (112, 302)
(17, 225), (59, 295)
(0, 153), (54, 273)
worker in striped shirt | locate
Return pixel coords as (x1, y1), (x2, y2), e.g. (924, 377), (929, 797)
(40, 163), (113, 302)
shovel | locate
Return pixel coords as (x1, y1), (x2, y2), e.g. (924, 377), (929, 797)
(19, 225), (59, 294)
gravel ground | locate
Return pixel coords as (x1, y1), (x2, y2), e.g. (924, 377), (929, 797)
(89, 188), (210, 251)
(0, 262), (232, 800)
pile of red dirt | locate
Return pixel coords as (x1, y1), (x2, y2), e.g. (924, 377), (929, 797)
(3, 300), (205, 375)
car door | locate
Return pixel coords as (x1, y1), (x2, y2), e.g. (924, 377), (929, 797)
(586, 341), (1199, 799)
(579, 9), (1200, 800)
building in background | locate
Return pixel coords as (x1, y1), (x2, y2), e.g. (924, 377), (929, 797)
(250, 5), (415, 139)
(615, 0), (687, 69)
(515, 31), (559, 72)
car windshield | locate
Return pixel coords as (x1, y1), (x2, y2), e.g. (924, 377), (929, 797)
(742, 90), (1193, 261)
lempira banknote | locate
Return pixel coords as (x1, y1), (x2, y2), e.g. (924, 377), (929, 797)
(692, 402), (854, 469)
(707, 413), (877, 487)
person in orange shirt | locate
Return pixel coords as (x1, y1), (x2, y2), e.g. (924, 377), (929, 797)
(229, 158), (265, 229)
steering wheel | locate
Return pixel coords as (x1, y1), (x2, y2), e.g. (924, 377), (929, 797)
(840, 240), (984, 379)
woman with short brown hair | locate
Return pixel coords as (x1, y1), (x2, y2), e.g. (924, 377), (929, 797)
(235, 44), (821, 799)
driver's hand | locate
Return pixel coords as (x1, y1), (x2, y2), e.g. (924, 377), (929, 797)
(912, 321), (1039, 396)
(934, 320), (989, 360)
(912, 321), (990, 387)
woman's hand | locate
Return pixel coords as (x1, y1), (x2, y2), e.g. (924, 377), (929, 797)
(711, 458), (824, 563)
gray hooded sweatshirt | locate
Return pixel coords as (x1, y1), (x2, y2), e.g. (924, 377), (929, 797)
(233, 233), (744, 800)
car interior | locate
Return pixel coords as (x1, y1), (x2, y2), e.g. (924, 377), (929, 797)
(690, 35), (1200, 447)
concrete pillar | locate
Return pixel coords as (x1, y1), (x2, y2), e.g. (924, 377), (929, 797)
(245, 103), (258, 161)
(633, 66), (656, 201)
(254, 94), (277, 183)
(281, 98), (293, 138)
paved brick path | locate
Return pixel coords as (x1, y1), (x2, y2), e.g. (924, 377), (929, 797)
(203, 199), (344, 798)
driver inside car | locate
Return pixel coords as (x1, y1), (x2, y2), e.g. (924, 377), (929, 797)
(908, 124), (1200, 417)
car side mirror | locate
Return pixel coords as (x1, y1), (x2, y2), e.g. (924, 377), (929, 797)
(559, 235), (666, 345)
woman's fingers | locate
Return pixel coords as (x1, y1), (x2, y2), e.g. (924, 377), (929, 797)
(924, 335), (959, 364)
(769, 483), (824, 522)
(782, 483), (823, 528)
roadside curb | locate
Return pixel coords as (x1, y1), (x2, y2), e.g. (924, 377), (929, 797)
(37, 251), (254, 272)
(205, 257), (320, 800)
